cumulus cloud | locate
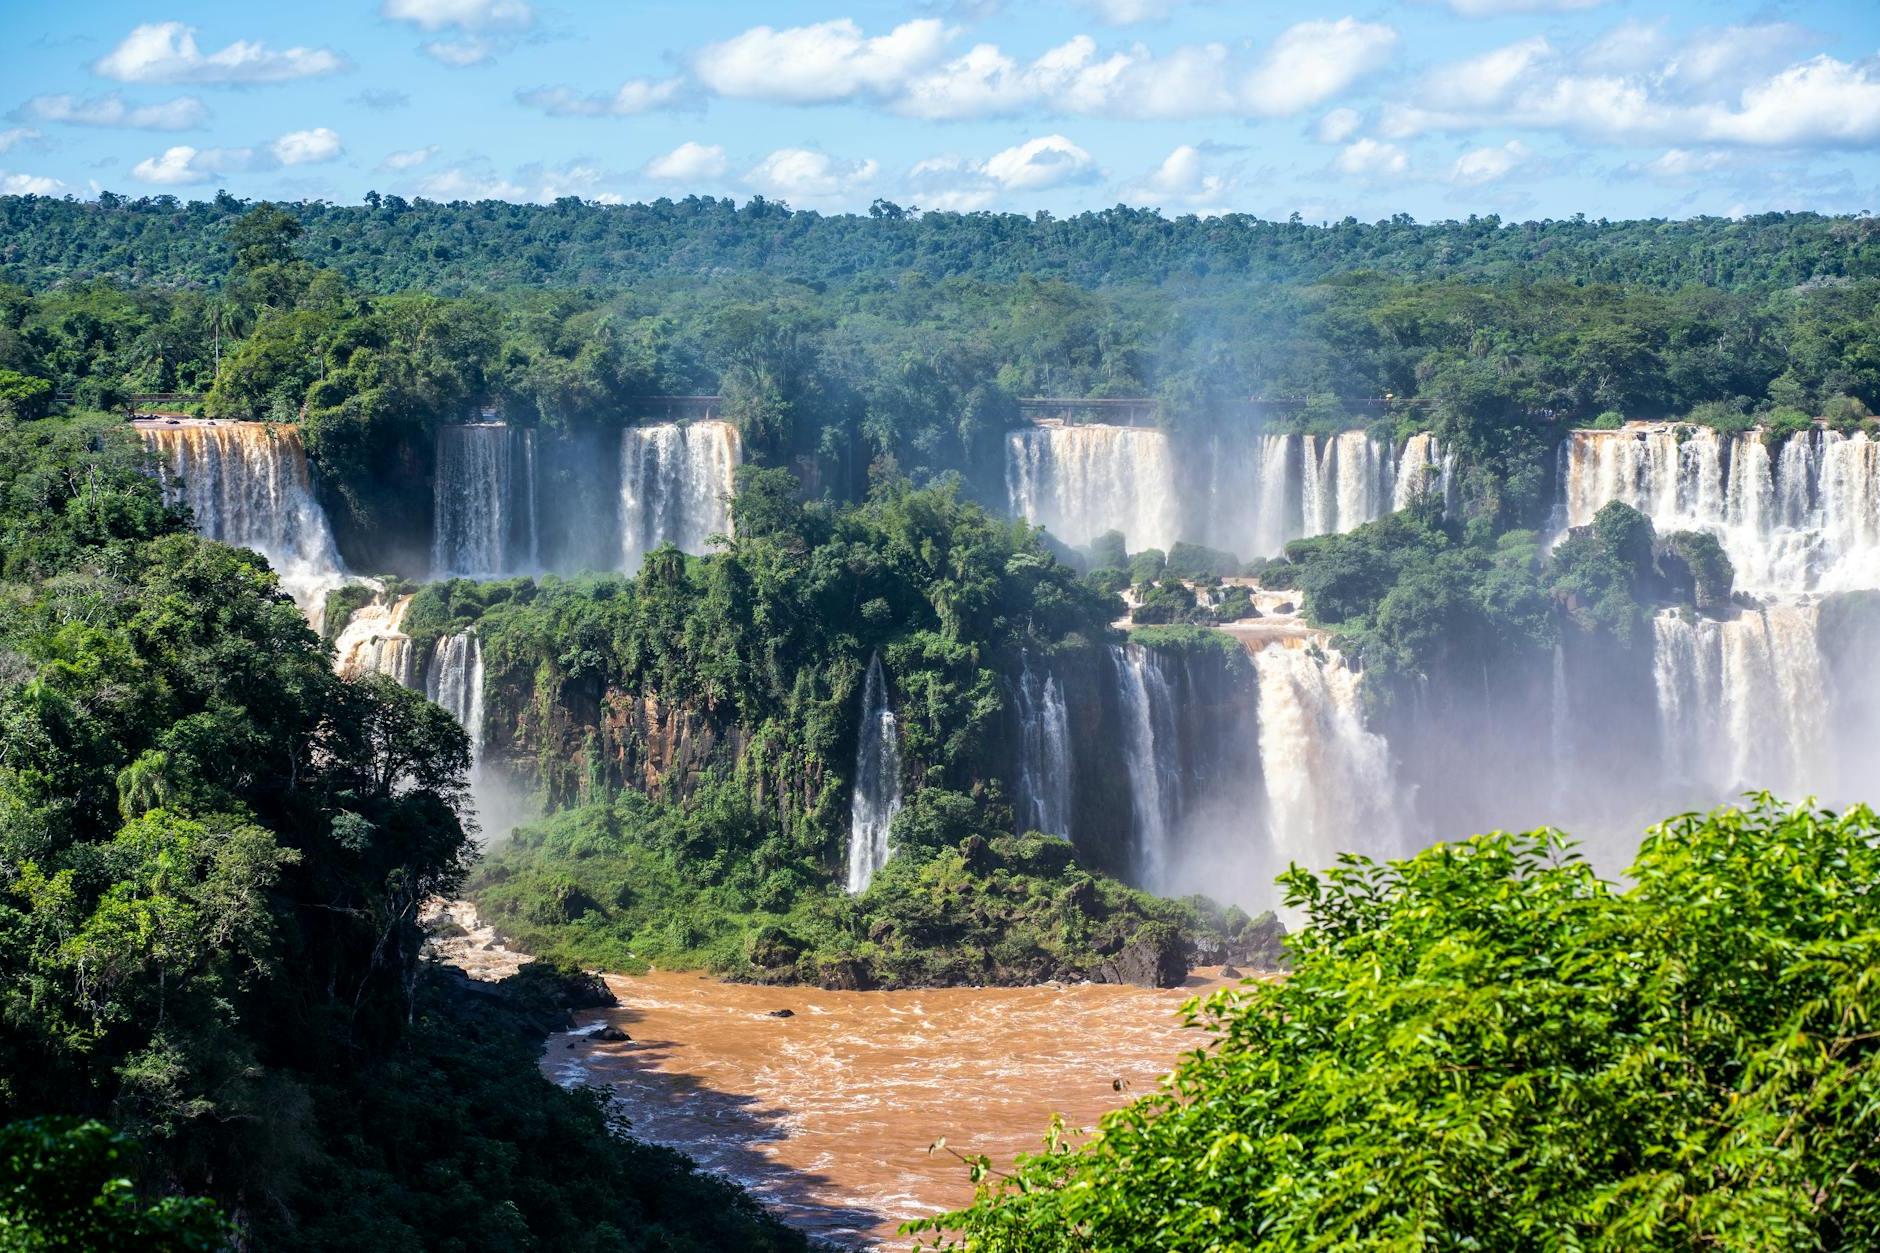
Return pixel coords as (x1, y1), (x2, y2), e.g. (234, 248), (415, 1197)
(94, 22), (344, 84)
(1, 170), (67, 196)
(415, 166), (530, 200)
(0, 128), (40, 155)
(381, 0), (532, 30)
(378, 146), (438, 171)
(131, 128), (344, 185)
(1440, 0), (1608, 14)
(696, 19), (952, 104)
(18, 92), (208, 131)
(744, 148), (879, 206)
(1636, 148), (1735, 180)
(1314, 107), (1362, 144)
(1449, 140), (1531, 185)
(407, 159), (625, 202)
(1382, 26), (1880, 149)
(1125, 143), (1235, 211)
(1335, 137), (1409, 179)
(1078, 0), (1183, 22)
(644, 141), (728, 182)
(909, 134), (1098, 209)
(1242, 19), (1397, 117)
(516, 78), (687, 117)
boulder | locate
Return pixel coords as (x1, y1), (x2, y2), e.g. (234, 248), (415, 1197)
(594, 1025), (630, 1043)
(767, 1008), (795, 1018)
(1090, 926), (1188, 988)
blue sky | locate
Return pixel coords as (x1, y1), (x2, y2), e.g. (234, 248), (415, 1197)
(3, 0), (1878, 221)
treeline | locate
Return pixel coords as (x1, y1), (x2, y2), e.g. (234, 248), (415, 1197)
(5, 193), (1880, 294)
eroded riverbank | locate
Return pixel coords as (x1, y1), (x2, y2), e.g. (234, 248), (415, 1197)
(542, 968), (1234, 1249)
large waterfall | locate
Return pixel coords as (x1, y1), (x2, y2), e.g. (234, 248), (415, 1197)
(1006, 424), (1180, 552)
(1009, 652), (1073, 840)
(433, 424), (537, 578)
(333, 594), (419, 686)
(620, 421), (740, 573)
(137, 420), (350, 624)
(1109, 644), (1185, 889)
(845, 653), (903, 894)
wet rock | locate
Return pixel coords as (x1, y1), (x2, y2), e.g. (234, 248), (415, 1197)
(1218, 963), (1242, 979)
(767, 1008), (795, 1018)
(595, 1025), (630, 1042)
(1091, 927), (1188, 989)
(816, 959), (874, 991)
(1272, 601), (1296, 615)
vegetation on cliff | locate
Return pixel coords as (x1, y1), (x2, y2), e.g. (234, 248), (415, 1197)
(927, 797), (1880, 1250)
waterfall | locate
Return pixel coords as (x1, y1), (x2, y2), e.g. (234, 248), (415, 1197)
(137, 420), (350, 626)
(1109, 644), (1185, 890)
(619, 421), (741, 573)
(1392, 432), (1455, 514)
(1006, 424), (1179, 552)
(1651, 605), (1827, 798)
(845, 653), (903, 894)
(333, 594), (418, 686)
(432, 424), (537, 578)
(1560, 425), (1880, 595)
(1009, 652), (1073, 840)
(426, 631), (487, 758)
(1251, 642), (1403, 875)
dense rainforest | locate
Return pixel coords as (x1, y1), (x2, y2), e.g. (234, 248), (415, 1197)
(5, 192), (1880, 1248)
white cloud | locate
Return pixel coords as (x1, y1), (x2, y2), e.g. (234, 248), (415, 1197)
(1127, 143), (1234, 210)
(909, 134), (1099, 208)
(0, 128), (39, 155)
(381, 0), (532, 30)
(1441, 0), (1607, 14)
(696, 19), (952, 104)
(1335, 138), (1409, 179)
(1315, 107), (1362, 144)
(94, 22), (344, 84)
(1422, 37), (1552, 111)
(1449, 140), (1530, 185)
(20, 93), (208, 131)
(416, 166), (530, 200)
(423, 39), (497, 66)
(272, 128), (342, 166)
(1, 170), (66, 195)
(644, 141), (728, 182)
(1641, 148), (1734, 179)
(1703, 56), (1880, 147)
(517, 78), (687, 117)
(379, 146), (438, 171)
(1079, 0), (1181, 22)
(1242, 19), (1397, 117)
(744, 148), (879, 206)
(131, 128), (342, 184)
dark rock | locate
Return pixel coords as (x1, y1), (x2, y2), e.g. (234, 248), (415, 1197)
(565, 1041), (577, 1049)
(767, 1008), (795, 1018)
(1273, 601), (1296, 615)
(1218, 963), (1242, 979)
(1090, 926), (1188, 988)
(594, 1025), (630, 1042)
(816, 958), (874, 991)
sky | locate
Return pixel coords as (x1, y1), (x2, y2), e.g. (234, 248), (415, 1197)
(2, 0), (1878, 222)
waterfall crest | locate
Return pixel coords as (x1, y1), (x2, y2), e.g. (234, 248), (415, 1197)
(619, 421), (741, 574)
(1009, 652), (1073, 840)
(138, 420), (350, 625)
(1006, 424), (1179, 552)
(432, 424), (537, 578)
(846, 653), (903, 893)
(334, 594), (418, 686)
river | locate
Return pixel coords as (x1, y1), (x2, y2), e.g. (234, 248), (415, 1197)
(542, 968), (1234, 1249)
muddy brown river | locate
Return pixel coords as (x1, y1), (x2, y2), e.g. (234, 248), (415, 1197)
(542, 969), (1232, 1249)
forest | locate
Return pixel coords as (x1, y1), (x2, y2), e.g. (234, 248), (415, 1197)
(3, 192), (1879, 1248)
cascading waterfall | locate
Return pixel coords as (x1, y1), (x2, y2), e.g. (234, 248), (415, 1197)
(846, 653), (903, 894)
(1250, 641), (1403, 875)
(1304, 431), (1391, 538)
(1009, 652), (1073, 840)
(1203, 430), (1448, 560)
(1109, 644), (1185, 891)
(432, 424), (537, 578)
(333, 594), (419, 686)
(619, 420), (741, 573)
(1392, 432), (1457, 515)
(137, 420), (350, 626)
(427, 631), (487, 758)
(1006, 424), (1180, 552)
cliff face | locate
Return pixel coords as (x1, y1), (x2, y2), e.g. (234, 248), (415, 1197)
(600, 690), (750, 800)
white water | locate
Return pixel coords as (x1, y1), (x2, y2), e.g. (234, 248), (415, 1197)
(427, 631), (487, 759)
(138, 421), (351, 627)
(1009, 652), (1073, 840)
(333, 594), (419, 686)
(433, 424), (536, 578)
(1109, 644), (1184, 891)
(1006, 425), (1180, 552)
(846, 654), (903, 893)
(1251, 642), (1403, 876)
(620, 421), (741, 573)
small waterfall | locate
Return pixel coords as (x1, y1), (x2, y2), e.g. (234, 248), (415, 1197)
(846, 653), (903, 894)
(426, 631), (487, 758)
(1109, 643), (1184, 890)
(1651, 605), (1826, 797)
(138, 420), (350, 625)
(432, 424), (538, 578)
(1560, 425), (1880, 595)
(619, 421), (741, 573)
(333, 594), (418, 686)
(1251, 642), (1402, 875)
(1392, 432), (1453, 515)
(1009, 652), (1073, 840)
(1006, 424), (1179, 552)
